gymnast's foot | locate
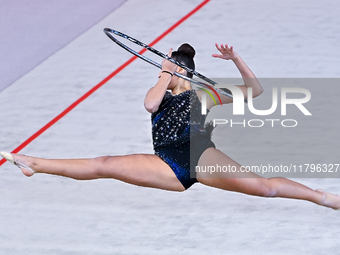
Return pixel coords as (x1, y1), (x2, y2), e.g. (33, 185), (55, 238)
(316, 189), (340, 210)
(1, 152), (35, 177)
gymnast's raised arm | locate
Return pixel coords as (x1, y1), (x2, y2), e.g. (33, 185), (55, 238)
(210, 43), (263, 106)
(144, 49), (178, 113)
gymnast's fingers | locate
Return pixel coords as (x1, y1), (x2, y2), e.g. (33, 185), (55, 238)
(167, 48), (173, 57)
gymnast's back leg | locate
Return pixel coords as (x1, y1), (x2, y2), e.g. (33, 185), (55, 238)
(2, 153), (185, 192)
(196, 148), (340, 209)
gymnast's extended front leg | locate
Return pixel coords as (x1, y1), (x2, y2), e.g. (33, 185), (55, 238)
(1, 152), (185, 191)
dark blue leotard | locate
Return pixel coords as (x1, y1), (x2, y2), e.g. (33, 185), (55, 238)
(151, 90), (215, 189)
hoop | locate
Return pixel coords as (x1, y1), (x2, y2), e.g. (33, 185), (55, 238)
(103, 28), (234, 100)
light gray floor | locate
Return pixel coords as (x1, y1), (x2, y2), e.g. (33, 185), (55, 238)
(0, 0), (126, 92)
(0, 0), (339, 254)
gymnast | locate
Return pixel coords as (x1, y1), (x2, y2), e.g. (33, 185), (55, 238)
(2, 42), (340, 209)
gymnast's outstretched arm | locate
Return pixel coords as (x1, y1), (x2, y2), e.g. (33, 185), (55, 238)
(208, 43), (263, 107)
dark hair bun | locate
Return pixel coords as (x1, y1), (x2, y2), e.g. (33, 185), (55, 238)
(177, 43), (195, 59)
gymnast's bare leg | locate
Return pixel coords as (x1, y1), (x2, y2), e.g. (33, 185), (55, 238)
(197, 148), (340, 210)
(8, 153), (185, 192)
(5, 151), (340, 209)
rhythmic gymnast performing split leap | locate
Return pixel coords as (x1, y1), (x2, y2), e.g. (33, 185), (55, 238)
(2, 42), (340, 210)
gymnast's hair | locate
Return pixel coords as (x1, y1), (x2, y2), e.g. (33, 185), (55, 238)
(171, 43), (195, 78)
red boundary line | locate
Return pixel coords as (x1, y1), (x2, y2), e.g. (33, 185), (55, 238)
(1, 0), (210, 166)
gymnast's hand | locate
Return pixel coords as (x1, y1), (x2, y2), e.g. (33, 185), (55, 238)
(161, 48), (177, 74)
(212, 43), (239, 61)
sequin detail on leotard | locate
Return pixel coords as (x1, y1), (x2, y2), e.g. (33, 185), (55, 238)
(151, 90), (215, 189)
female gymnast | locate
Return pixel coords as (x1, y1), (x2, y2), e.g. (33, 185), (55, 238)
(1, 43), (340, 210)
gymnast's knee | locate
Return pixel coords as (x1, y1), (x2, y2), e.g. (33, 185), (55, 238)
(91, 156), (115, 178)
(257, 179), (278, 197)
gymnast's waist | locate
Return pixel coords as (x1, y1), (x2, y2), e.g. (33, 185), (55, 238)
(153, 133), (212, 151)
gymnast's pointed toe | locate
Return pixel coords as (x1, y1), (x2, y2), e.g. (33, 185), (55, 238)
(1, 151), (14, 163)
(0, 151), (35, 175)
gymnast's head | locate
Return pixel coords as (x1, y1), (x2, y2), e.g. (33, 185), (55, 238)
(163, 43), (196, 94)
(171, 43), (195, 78)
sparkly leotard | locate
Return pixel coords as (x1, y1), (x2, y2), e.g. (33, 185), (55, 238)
(151, 90), (215, 189)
